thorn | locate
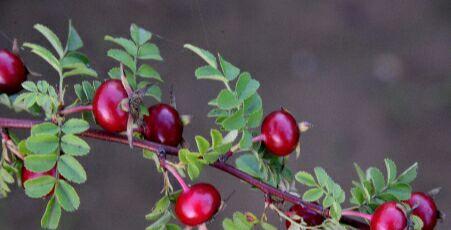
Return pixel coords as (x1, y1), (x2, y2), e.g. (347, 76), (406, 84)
(299, 121), (313, 133)
(170, 84), (176, 109)
(427, 187), (441, 197)
(12, 39), (19, 54)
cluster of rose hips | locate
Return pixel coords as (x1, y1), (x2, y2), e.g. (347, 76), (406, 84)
(285, 192), (439, 230)
(0, 46), (441, 229)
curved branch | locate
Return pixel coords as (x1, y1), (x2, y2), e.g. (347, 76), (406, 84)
(0, 117), (369, 229)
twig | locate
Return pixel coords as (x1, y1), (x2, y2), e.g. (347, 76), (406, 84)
(0, 117), (369, 229)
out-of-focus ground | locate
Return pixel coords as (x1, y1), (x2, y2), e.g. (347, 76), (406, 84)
(0, 0), (450, 229)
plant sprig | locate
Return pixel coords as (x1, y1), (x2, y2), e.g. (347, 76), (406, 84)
(295, 167), (346, 220)
(105, 24), (163, 102)
(350, 158), (418, 212)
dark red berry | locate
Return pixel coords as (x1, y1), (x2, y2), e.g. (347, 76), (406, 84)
(175, 183), (221, 226)
(142, 103), (183, 147)
(0, 49), (27, 95)
(285, 204), (324, 228)
(93, 79), (128, 133)
(261, 109), (300, 156)
(21, 166), (57, 197)
(371, 202), (407, 230)
(405, 192), (438, 230)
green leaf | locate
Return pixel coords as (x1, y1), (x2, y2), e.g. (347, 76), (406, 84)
(63, 66), (97, 78)
(41, 196), (61, 230)
(222, 109), (245, 131)
(166, 224), (182, 230)
(385, 158), (397, 184)
(61, 52), (89, 67)
(354, 163), (366, 183)
(314, 167), (330, 187)
(397, 162), (418, 184)
(368, 167), (385, 193)
(411, 215), (424, 230)
(203, 151), (221, 163)
(1, 168), (14, 184)
(146, 85), (162, 102)
(223, 218), (237, 230)
(232, 212), (252, 229)
(384, 183), (411, 200)
(350, 187), (365, 205)
(243, 94), (262, 115)
(34, 24), (64, 58)
(184, 44), (217, 68)
(207, 108), (228, 117)
(24, 154), (58, 173)
(138, 43), (162, 61)
(57, 155), (87, 184)
(55, 180), (80, 212)
(23, 43), (61, 73)
(24, 175), (56, 198)
(195, 65), (225, 82)
(130, 24), (152, 45)
(66, 21), (83, 52)
(323, 195), (335, 208)
(108, 67), (121, 79)
(235, 154), (261, 178)
(105, 35), (137, 55)
(62, 119), (89, 134)
(31, 122), (59, 136)
(235, 72), (260, 101)
(246, 108), (263, 128)
(137, 64), (162, 81)
(145, 196), (170, 221)
(145, 211), (171, 230)
(26, 134), (59, 154)
(187, 163), (201, 180)
(61, 134), (90, 156)
(217, 89), (240, 110)
(239, 130), (252, 150)
(302, 188), (324, 201)
(295, 171), (316, 187)
(195, 136), (210, 154)
(210, 129), (223, 148)
(82, 81), (95, 101)
(219, 54), (240, 81)
(330, 202), (342, 220)
(22, 81), (38, 92)
(107, 49), (135, 71)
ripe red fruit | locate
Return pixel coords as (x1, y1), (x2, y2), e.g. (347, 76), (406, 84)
(405, 192), (438, 230)
(93, 79), (128, 133)
(0, 49), (27, 95)
(261, 109), (300, 156)
(21, 166), (57, 197)
(175, 183), (221, 226)
(142, 103), (183, 147)
(371, 202), (407, 230)
(285, 204), (324, 228)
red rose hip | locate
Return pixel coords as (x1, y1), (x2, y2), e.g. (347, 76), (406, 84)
(261, 109), (300, 156)
(405, 192), (439, 230)
(285, 204), (324, 228)
(0, 49), (27, 95)
(175, 183), (221, 226)
(371, 202), (407, 230)
(22, 166), (57, 197)
(92, 79), (128, 133)
(142, 103), (183, 147)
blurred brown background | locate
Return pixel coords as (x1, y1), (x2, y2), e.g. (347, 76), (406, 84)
(0, 0), (450, 229)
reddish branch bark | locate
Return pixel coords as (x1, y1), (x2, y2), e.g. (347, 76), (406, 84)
(0, 117), (369, 229)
